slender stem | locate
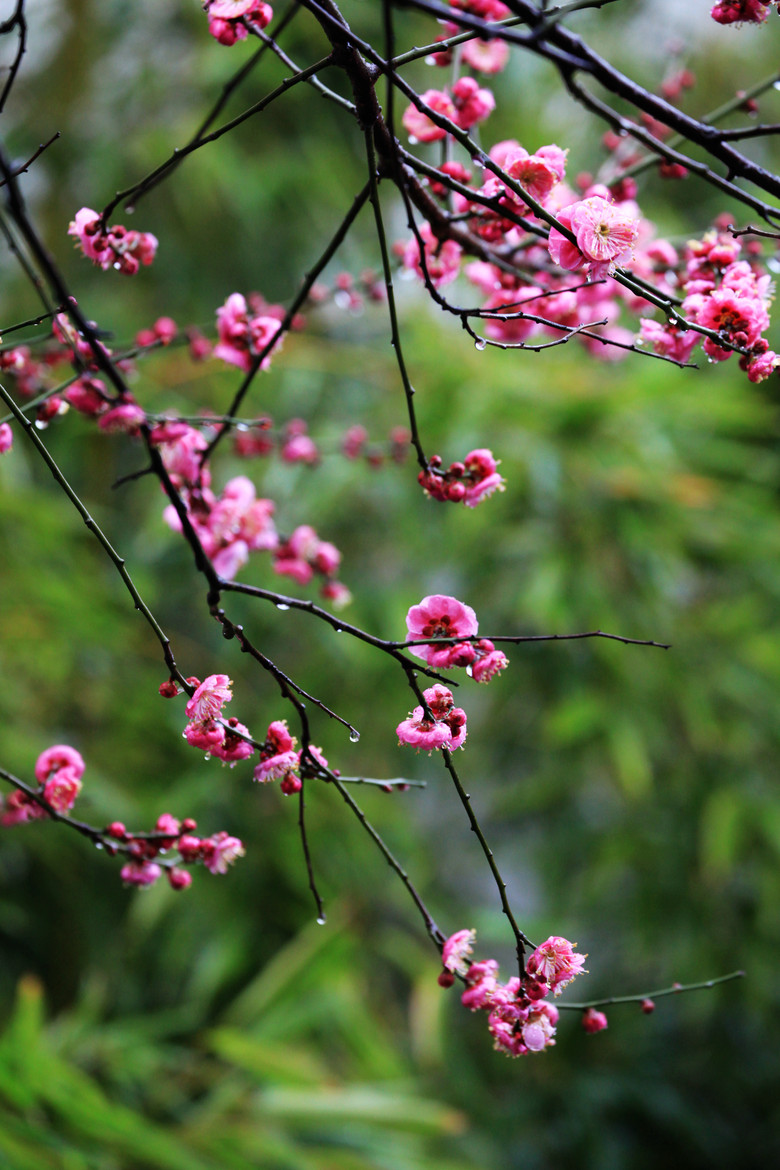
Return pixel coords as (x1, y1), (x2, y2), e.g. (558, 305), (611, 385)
(298, 780), (326, 921)
(99, 56), (333, 230)
(0, 379), (187, 686)
(558, 970), (745, 1011)
(330, 775), (445, 947)
(441, 748), (534, 971)
(364, 129), (428, 472)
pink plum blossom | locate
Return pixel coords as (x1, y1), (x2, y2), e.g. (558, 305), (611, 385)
(206, 0), (273, 44)
(0, 423), (13, 453)
(42, 768), (82, 813)
(526, 936), (588, 996)
(401, 90), (456, 142)
(1, 790), (47, 826)
(120, 861), (162, 887)
(549, 196), (639, 278)
(280, 773), (303, 795)
(211, 720), (255, 765)
(254, 720), (299, 783)
(451, 77), (495, 130)
(711, 0), (770, 22)
(97, 402), (146, 434)
(68, 208), (158, 275)
(470, 639), (509, 682)
(501, 148), (561, 211)
(406, 594), (478, 666)
(214, 293), (283, 372)
(35, 745), (85, 783)
(200, 831), (246, 874)
(461, 38), (510, 74)
(65, 376), (110, 417)
(442, 928), (476, 976)
(185, 674), (233, 722)
(183, 719), (226, 753)
(418, 448), (505, 507)
(397, 684), (467, 752)
(401, 222), (462, 288)
(582, 1007), (609, 1033)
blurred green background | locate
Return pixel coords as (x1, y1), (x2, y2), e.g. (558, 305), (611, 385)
(1, 2), (780, 1167)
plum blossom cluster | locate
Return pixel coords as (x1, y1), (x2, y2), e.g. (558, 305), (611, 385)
(233, 418), (411, 471)
(547, 194), (640, 280)
(439, 930), (589, 1056)
(426, 1), (511, 74)
(399, 137), (651, 357)
(396, 684), (467, 751)
(117, 817), (245, 890)
(181, 673), (255, 765)
(406, 594), (508, 681)
(153, 420), (348, 599)
(252, 719), (329, 795)
(204, 0), (273, 47)
(68, 208), (158, 275)
(161, 465), (279, 580)
(401, 77), (495, 142)
(639, 228), (778, 381)
(273, 524), (351, 607)
(418, 448), (504, 507)
(710, 0), (776, 24)
(214, 292), (284, 373)
(0, 745), (244, 891)
(0, 744), (84, 825)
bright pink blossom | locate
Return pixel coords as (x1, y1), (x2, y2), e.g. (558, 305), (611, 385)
(206, 0), (273, 44)
(68, 208), (158, 275)
(520, 1003), (559, 1052)
(97, 402), (146, 434)
(121, 860), (162, 887)
(0, 423), (13, 454)
(214, 293), (283, 372)
(581, 1007), (608, 1033)
(183, 719), (226, 752)
(470, 639), (509, 682)
(401, 90), (456, 142)
(200, 831), (246, 874)
(451, 77), (495, 130)
(280, 773), (303, 795)
(401, 222), (462, 288)
(406, 594), (478, 667)
(254, 720), (299, 783)
(397, 684), (467, 752)
(42, 768), (82, 813)
(35, 744), (85, 784)
(210, 720), (255, 765)
(185, 674), (233, 721)
(501, 148), (561, 210)
(1, 790), (47, 826)
(744, 349), (779, 382)
(442, 928), (476, 976)
(461, 38), (510, 74)
(548, 196), (639, 277)
(711, 0), (770, 23)
(526, 936), (588, 996)
(65, 376), (109, 417)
